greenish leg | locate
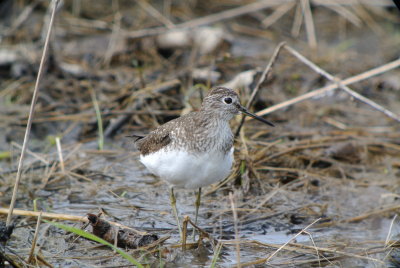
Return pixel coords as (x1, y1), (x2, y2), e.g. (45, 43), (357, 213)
(170, 187), (183, 240)
(192, 187), (202, 239)
(195, 187), (202, 225)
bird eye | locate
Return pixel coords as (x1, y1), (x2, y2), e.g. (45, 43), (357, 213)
(223, 97), (232, 104)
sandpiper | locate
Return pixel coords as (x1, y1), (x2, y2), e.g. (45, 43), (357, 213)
(133, 86), (274, 237)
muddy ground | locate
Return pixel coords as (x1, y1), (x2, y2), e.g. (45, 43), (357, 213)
(1, 1), (400, 267)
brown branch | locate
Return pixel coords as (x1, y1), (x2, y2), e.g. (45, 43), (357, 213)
(283, 44), (400, 122)
(235, 42), (285, 136)
(252, 57), (400, 119)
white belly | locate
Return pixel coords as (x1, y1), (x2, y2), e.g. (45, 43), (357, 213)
(140, 148), (234, 189)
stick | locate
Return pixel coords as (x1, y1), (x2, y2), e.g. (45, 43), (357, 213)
(6, 0), (60, 226)
(235, 42), (285, 136)
(0, 208), (147, 235)
(284, 44), (400, 122)
(252, 57), (400, 119)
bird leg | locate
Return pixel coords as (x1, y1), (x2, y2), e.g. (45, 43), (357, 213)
(195, 187), (202, 225)
(169, 187), (183, 240)
(192, 187), (202, 239)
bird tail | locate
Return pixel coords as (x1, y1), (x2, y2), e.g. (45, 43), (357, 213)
(126, 135), (144, 142)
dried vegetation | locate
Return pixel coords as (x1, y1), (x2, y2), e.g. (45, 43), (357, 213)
(0, 0), (400, 267)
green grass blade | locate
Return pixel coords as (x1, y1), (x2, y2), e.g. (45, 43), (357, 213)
(44, 220), (143, 268)
(210, 242), (223, 268)
(90, 89), (104, 150)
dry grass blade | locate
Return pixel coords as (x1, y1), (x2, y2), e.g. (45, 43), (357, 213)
(103, 12), (122, 67)
(6, 0), (60, 226)
(3, 0), (41, 37)
(266, 218), (321, 263)
(123, 0), (292, 38)
(1, 1), (399, 266)
(314, 0), (362, 26)
(27, 212), (42, 263)
(301, 0), (317, 48)
(11, 142), (49, 165)
(291, 1), (303, 37)
(304, 231), (321, 266)
(262, 2), (296, 28)
(312, 0), (393, 7)
(229, 192), (241, 267)
(385, 215), (397, 247)
(238, 239), (386, 266)
(55, 137), (65, 174)
(288, 243), (385, 264)
(343, 204), (400, 223)
(136, 0), (175, 28)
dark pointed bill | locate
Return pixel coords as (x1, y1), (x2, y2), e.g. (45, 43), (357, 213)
(238, 106), (275, 127)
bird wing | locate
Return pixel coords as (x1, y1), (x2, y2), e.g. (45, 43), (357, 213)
(134, 112), (200, 155)
(134, 125), (172, 156)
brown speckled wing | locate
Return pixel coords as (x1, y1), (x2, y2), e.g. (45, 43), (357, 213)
(135, 126), (172, 156)
(135, 111), (233, 155)
(135, 113), (196, 155)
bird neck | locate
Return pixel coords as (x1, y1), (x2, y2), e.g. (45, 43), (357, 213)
(199, 107), (235, 122)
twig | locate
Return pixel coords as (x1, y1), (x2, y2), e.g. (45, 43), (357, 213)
(252, 57), (400, 119)
(229, 192), (241, 268)
(235, 42), (285, 136)
(2, 208), (86, 222)
(0, 208), (147, 235)
(6, 0), (60, 226)
(284, 44), (400, 122)
(27, 212), (42, 263)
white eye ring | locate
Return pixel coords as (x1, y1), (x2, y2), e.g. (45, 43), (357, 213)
(223, 97), (233, 104)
